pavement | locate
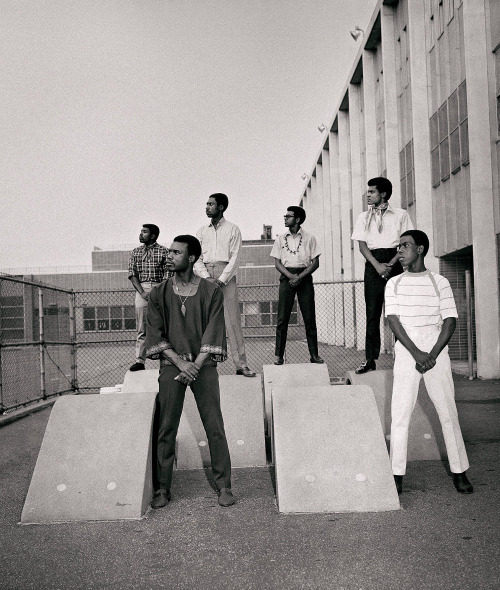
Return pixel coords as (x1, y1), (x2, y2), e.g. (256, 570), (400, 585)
(0, 375), (499, 590)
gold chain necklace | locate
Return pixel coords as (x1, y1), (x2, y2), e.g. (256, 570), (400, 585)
(174, 277), (195, 316)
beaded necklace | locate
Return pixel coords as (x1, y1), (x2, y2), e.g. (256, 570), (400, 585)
(284, 233), (303, 255)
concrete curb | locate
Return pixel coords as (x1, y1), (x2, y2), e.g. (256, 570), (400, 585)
(0, 393), (77, 428)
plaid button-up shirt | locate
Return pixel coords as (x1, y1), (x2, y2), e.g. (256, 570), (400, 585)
(128, 243), (173, 283)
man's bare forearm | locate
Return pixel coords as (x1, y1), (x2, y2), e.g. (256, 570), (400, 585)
(130, 276), (145, 295)
(429, 318), (456, 360)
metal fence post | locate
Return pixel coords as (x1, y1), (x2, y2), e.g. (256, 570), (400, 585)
(38, 288), (46, 399)
(465, 270), (474, 380)
(69, 292), (78, 391)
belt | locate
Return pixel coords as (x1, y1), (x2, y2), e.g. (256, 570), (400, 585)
(140, 280), (161, 283)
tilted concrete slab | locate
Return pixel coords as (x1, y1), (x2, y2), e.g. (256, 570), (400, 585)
(345, 370), (446, 460)
(176, 375), (266, 469)
(21, 393), (157, 524)
(262, 363), (330, 438)
(272, 385), (400, 514)
(122, 369), (160, 393)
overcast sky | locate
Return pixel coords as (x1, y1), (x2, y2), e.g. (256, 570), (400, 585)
(1, 0), (378, 270)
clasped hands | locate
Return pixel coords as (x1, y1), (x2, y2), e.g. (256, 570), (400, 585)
(414, 350), (436, 374)
(288, 275), (302, 288)
(175, 360), (201, 385)
(377, 262), (393, 281)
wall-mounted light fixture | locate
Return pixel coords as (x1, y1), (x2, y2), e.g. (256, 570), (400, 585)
(318, 124), (327, 133)
(350, 25), (364, 41)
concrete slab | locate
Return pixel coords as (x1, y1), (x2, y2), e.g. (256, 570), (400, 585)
(262, 363), (330, 437)
(176, 375), (266, 469)
(345, 370), (446, 460)
(272, 384), (400, 514)
(122, 369), (160, 393)
(21, 392), (157, 524)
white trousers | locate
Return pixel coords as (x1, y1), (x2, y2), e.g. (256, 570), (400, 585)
(134, 282), (154, 363)
(390, 325), (469, 475)
(204, 262), (247, 370)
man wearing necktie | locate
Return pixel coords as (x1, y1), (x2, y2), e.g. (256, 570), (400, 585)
(128, 224), (172, 372)
(351, 178), (413, 374)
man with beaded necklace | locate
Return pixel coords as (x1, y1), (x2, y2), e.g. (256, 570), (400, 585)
(271, 206), (324, 365)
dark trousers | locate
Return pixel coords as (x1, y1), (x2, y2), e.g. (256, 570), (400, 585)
(364, 248), (403, 361)
(154, 365), (231, 491)
(275, 268), (318, 358)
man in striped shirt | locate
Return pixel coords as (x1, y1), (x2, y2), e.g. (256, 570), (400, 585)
(385, 229), (473, 495)
(128, 224), (172, 372)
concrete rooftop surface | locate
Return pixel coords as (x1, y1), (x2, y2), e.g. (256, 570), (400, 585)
(1, 375), (499, 590)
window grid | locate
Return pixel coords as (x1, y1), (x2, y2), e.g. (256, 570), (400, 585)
(430, 80), (469, 185)
(83, 305), (135, 332)
(239, 301), (298, 328)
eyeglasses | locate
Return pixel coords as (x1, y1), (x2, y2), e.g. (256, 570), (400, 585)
(284, 214), (295, 219)
(397, 242), (416, 251)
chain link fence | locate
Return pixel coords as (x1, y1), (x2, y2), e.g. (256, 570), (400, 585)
(0, 275), (76, 412)
(73, 281), (394, 391)
(0, 272), (478, 410)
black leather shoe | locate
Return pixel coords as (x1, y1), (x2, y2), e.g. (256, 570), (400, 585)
(274, 357), (284, 365)
(129, 362), (145, 372)
(453, 472), (474, 494)
(310, 355), (324, 364)
(218, 488), (235, 507)
(236, 366), (256, 377)
(151, 488), (171, 509)
(394, 475), (403, 494)
(355, 360), (376, 374)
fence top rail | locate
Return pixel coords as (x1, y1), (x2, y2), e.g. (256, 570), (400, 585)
(0, 274), (73, 294)
(73, 279), (363, 295)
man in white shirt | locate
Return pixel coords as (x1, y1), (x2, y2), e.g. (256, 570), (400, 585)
(385, 229), (473, 495)
(271, 206), (324, 365)
(194, 193), (255, 377)
(351, 177), (413, 374)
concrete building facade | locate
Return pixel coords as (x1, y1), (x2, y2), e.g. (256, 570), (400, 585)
(299, 0), (500, 378)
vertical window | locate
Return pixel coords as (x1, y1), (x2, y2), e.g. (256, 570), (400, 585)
(448, 90), (461, 173)
(438, 1), (445, 38)
(0, 296), (25, 341)
(446, 0), (454, 23)
(430, 113), (440, 187)
(406, 141), (415, 206)
(400, 147), (407, 209)
(496, 95), (500, 136)
(83, 307), (96, 332)
(400, 140), (414, 210)
(438, 102), (450, 181)
(96, 307), (110, 331)
(458, 80), (469, 165)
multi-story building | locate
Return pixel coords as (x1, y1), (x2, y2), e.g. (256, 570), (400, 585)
(300, 0), (500, 378)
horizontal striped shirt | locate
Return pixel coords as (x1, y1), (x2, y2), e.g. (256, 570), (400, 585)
(128, 243), (173, 283)
(385, 270), (458, 328)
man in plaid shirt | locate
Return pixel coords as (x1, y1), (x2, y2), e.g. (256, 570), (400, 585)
(128, 224), (172, 371)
